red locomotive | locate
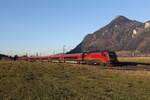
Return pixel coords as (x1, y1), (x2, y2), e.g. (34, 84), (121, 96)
(18, 51), (118, 66)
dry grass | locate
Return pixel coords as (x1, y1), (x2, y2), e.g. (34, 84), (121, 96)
(0, 61), (150, 100)
(118, 57), (150, 64)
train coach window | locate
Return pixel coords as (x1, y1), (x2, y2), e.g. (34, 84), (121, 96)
(42, 58), (48, 60)
(51, 57), (59, 60)
(64, 57), (78, 60)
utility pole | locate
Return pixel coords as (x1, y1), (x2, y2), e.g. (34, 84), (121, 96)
(63, 45), (66, 54)
(36, 52), (38, 57)
(25, 53), (27, 57)
(53, 50), (55, 55)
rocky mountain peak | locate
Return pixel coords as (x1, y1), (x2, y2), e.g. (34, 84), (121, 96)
(111, 15), (130, 24)
(115, 15), (129, 20)
(69, 16), (150, 56)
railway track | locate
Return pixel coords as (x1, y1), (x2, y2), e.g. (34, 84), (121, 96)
(98, 64), (150, 71)
(68, 62), (150, 71)
(60, 61), (150, 71)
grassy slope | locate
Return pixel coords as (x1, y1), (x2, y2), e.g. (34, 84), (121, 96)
(0, 61), (150, 100)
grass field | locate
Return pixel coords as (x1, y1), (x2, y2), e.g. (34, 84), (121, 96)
(0, 61), (150, 100)
(118, 57), (150, 64)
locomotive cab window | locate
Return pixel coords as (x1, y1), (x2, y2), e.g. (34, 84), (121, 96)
(109, 52), (117, 58)
(101, 53), (107, 57)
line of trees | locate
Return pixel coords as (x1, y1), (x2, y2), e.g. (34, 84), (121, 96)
(0, 54), (28, 61)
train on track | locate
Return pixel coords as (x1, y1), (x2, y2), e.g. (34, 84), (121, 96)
(17, 51), (118, 66)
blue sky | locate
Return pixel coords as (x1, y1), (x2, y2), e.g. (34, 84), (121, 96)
(0, 0), (150, 56)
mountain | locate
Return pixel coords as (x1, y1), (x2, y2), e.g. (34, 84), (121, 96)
(69, 16), (150, 56)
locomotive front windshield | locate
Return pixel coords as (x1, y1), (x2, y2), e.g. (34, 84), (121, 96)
(109, 52), (117, 58)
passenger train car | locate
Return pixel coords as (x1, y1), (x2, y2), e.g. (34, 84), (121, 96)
(18, 51), (118, 66)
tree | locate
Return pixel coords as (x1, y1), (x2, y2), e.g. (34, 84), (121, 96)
(13, 55), (19, 61)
